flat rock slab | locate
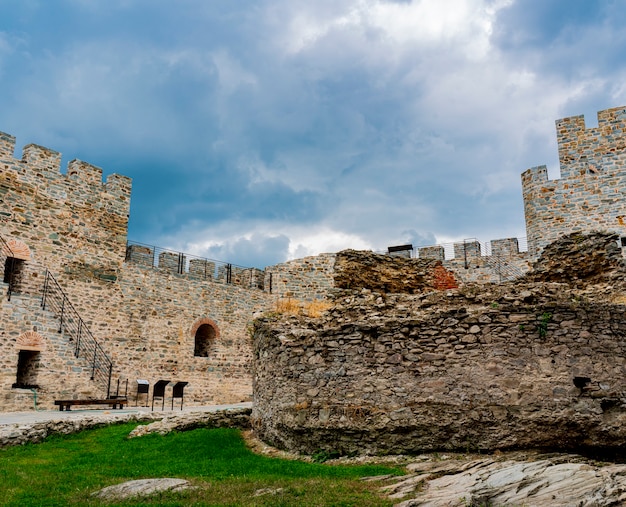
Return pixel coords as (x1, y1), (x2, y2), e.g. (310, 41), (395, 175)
(391, 455), (626, 507)
(93, 478), (192, 501)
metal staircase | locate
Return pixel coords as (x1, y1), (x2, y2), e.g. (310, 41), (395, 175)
(41, 270), (113, 398)
(2, 234), (114, 397)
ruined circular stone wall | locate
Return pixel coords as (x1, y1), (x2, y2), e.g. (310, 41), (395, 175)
(252, 286), (626, 456)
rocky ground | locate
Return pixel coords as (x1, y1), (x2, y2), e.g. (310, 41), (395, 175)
(241, 428), (626, 506)
(376, 452), (626, 506)
(93, 450), (626, 505)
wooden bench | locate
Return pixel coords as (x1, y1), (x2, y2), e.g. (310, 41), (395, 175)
(54, 399), (127, 411)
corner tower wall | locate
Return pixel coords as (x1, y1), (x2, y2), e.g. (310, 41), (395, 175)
(0, 132), (132, 272)
(522, 106), (626, 256)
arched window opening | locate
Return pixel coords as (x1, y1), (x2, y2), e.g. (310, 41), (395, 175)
(3, 256), (14, 283)
(4, 257), (24, 289)
(194, 323), (216, 357)
(2, 239), (30, 295)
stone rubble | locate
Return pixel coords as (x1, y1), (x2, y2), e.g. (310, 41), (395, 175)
(253, 487), (285, 497)
(0, 411), (155, 448)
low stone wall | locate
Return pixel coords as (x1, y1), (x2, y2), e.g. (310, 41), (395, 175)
(0, 408), (251, 448)
(0, 412), (156, 448)
(127, 407), (251, 438)
(252, 284), (626, 456)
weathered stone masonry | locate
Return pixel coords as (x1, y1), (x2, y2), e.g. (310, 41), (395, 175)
(263, 253), (336, 301)
(0, 132), (131, 273)
(252, 232), (626, 455)
(252, 280), (626, 455)
(0, 129), (461, 412)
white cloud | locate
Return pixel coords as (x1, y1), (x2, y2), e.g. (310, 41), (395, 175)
(169, 221), (373, 267)
(366, 0), (503, 58)
(278, 0), (513, 61)
(0, 31), (25, 78)
(285, 226), (373, 258)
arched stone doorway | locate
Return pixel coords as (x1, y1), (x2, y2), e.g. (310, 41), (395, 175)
(14, 331), (44, 388)
(190, 318), (220, 358)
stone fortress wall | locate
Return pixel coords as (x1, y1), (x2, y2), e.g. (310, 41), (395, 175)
(1, 105), (625, 413)
(263, 236), (532, 301)
(0, 132), (131, 273)
(522, 106), (626, 256)
(0, 129), (523, 412)
(264, 254), (337, 301)
(417, 237), (530, 284)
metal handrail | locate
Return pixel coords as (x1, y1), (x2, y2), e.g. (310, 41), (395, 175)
(42, 270), (113, 397)
(125, 240), (265, 290)
(0, 234), (16, 301)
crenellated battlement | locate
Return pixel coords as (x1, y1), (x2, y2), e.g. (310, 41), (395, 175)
(520, 165), (549, 188)
(555, 106), (626, 180)
(67, 159), (102, 185)
(522, 106), (626, 257)
(0, 131), (132, 214)
(105, 172), (132, 197)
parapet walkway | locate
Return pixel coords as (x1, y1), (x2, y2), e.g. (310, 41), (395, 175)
(0, 402), (252, 427)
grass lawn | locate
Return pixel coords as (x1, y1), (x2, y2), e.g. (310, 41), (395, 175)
(0, 423), (405, 506)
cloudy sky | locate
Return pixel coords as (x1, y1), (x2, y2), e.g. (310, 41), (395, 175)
(1, 0), (625, 268)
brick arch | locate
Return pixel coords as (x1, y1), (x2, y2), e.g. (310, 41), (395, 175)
(190, 318), (220, 339)
(16, 331), (45, 351)
(2, 238), (31, 260)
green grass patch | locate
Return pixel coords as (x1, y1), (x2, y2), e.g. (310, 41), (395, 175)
(0, 423), (404, 506)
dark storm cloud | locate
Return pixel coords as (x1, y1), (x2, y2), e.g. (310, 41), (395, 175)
(1, 0), (624, 266)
